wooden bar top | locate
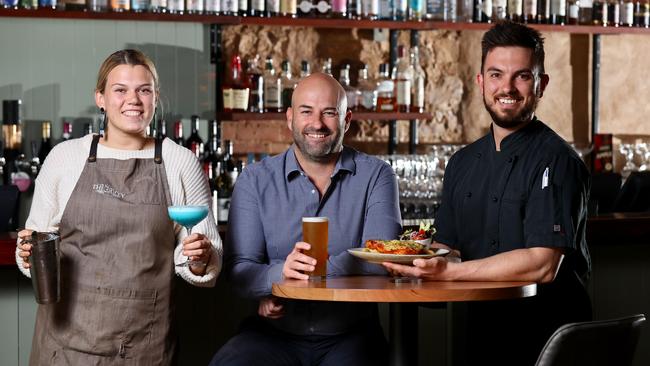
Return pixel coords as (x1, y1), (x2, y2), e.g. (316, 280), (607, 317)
(273, 276), (537, 303)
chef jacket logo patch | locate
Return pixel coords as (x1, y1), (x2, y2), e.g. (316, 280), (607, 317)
(553, 225), (561, 232)
(92, 183), (126, 199)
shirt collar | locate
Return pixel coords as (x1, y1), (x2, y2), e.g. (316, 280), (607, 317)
(285, 145), (356, 181)
(491, 117), (543, 153)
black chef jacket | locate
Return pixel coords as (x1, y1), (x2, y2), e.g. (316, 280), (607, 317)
(434, 118), (592, 366)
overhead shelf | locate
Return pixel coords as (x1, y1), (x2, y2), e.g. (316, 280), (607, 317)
(219, 111), (433, 121)
(2, 8), (650, 34)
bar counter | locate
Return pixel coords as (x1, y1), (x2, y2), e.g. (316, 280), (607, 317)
(1, 213), (648, 266)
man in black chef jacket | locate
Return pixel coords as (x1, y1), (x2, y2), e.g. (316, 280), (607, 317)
(384, 20), (592, 365)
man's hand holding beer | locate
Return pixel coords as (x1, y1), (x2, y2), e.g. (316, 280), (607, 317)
(282, 241), (317, 281)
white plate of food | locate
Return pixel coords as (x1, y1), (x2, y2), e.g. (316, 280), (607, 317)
(348, 239), (450, 264)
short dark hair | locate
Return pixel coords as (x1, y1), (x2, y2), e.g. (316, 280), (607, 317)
(481, 21), (546, 75)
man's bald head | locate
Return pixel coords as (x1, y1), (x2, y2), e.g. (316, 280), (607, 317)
(291, 72), (348, 117)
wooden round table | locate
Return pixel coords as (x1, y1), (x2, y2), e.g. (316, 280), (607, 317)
(272, 276), (537, 366)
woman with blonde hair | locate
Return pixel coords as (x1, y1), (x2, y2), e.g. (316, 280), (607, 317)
(16, 49), (221, 365)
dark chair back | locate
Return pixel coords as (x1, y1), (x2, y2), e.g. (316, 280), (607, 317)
(535, 314), (646, 366)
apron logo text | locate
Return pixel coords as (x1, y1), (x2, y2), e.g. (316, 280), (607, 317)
(92, 183), (126, 199)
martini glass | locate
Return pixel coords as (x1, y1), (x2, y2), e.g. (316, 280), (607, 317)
(168, 205), (209, 267)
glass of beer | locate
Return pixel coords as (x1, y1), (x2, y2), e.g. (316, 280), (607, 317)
(302, 217), (328, 280)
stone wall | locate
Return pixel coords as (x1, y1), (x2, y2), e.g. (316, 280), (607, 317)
(221, 25), (647, 168)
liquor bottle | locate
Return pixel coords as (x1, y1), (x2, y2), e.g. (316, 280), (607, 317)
(314, 0), (331, 16)
(578, 0), (593, 23)
(445, 0), (457, 20)
(110, 0), (130, 11)
(493, 0), (507, 20)
(338, 65), (359, 111)
(246, 56), (265, 113)
(375, 63), (395, 112)
(568, 0), (580, 23)
(550, 0), (566, 23)
(633, 0), (644, 25)
(131, 0), (151, 12)
(348, 0), (361, 18)
(187, 0), (205, 13)
(331, 0), (347, 16)
(411, 47), (426, 114)
(321, 57), (333, 76)
(222, 140), (238, 183)
(457, 0), (474, 21)
(394, 0), (407, 19)
(263, 57), (282, 113)
(538, 0), (550, 22)
(156, 119), (168, 139)
(167, 0), (184, 12)
(426, 0), (444, 20)
(4, 0), (19, 9)
(394, 45), (414, 113)
(408, 0), (424, 19)
(281, 60), (296, 111)
(19, 0), (38, 9)
(222, 0), (238, 14)
(38, 121), (52, 163)
(508, 0), (523, 20)
(266, 0), (280, 15)
(185, 115), (204, 159)
(281, 0), (297, 15)
(214, 160), (232, 224)
(593, 0), (607, 24)
(379, 0), (394, 19)
(357, 65), (377, 112)
(238, 0), (249, 15)
(524, 0), (539, 22)
(250, 0), (264, 15)
(2, 100), (22, 186)
(203, 120), (223, 177)
(0, 141), (6, 186)
(231, 55), (250, 112)
(621, 0), (633, 25)
(38, 0), (56, 8)
(173, 120), (184, 145)
(361, 0), (379, 20)
(607, 0), (620, 24)
(300, 60), (311, 80)
(87, 0), (108, 11)
(61, 120), (72, 141)
(151, 0), (168, 12)
(474, 0), (493, 22)
(82, 122), (92, 135)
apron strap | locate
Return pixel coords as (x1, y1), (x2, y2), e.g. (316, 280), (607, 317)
(88, 134), (101, 163)
(154, 137), (163, 164)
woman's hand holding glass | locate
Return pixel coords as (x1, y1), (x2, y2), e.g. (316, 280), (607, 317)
(182, 232), (213, 275)
(17, 229), (34, 270)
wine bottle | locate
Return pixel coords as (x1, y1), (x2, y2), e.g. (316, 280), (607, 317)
(173, 120), (184, 145)
(185, 115), (204, 159)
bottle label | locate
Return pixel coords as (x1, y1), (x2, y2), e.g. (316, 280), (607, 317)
(267, 0), (280, 12)
(217, 197), (230, 222)
(524, 0), (537, 15)
(551, 0), (565, 15)
(413, 77), (425, 108)
(345, 90), (358, 109)
(624, 2), (633, 24)
(151, 0), (167, 8)
(167, 0), (184, 10)
(239, 0), (248, 10)
(233, 88), (250, 111)
(206, 0), (221, 11)
(569, 2), (579, 18)
(132, 0), (150, 10)
(332, 0), (346, 12)
(507, 0), (522, 14)
(362, 0), (379, 15)
(252, 0), (264, 10)
(396, 79), (412, 106)
(281, 0), (297, 13)
(361, 91), (376, 110)
(188, 0), (204, 10)
(223, 0), (238, 12)
(111, 0), (130, 9)
(264, 84), (281, 108)
(223, 88), (234, 110)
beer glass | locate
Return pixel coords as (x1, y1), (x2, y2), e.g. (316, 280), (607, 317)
(302, 217), (328, 280)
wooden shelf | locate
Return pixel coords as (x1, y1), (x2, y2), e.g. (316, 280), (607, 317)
(219, 111), (432, 121)
(2, 8), (650, 34)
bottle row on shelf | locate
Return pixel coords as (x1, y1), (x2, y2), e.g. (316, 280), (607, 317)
(2, 0), (649, 28)
(222, 46), (426, 116)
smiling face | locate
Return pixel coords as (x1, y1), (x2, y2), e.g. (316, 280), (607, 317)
(477, 46), (549, 130)
(95, 64), (156, 137)
(286, 73), (351, 163)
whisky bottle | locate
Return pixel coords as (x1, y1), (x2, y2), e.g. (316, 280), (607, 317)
(376, 63), (395, 112)
(263, 57), (282, 112)
(394, 45), (414, 113)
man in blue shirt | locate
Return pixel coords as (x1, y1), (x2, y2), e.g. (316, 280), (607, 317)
(209, 72), (402, 366)
(385, 21), (592, 365)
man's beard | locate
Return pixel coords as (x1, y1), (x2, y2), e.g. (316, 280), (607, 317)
(484, 93), (538, 129)
(292, 121), (343, 163)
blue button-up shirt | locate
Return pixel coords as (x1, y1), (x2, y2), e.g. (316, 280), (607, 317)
(225, 145), (401, 335)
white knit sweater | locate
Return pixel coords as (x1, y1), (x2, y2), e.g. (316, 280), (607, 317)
(15, 134), (222, 287)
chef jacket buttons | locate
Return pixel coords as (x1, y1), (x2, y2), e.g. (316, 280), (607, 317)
(492, 196), (498, 202)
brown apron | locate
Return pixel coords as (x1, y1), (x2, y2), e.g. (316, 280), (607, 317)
(30, 135), (176, 365)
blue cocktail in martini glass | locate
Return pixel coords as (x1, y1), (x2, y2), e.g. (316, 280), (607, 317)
(168, 205), (209, 267)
